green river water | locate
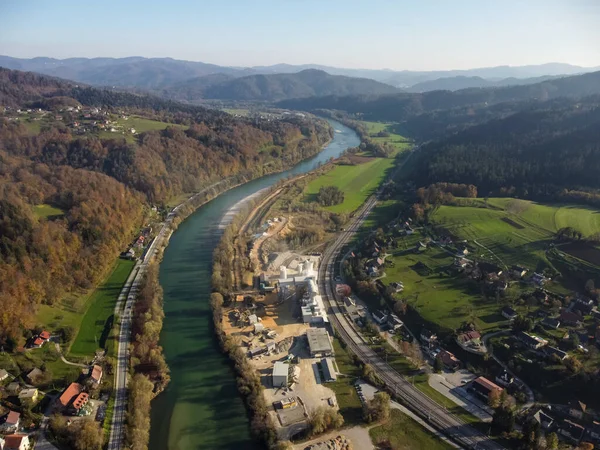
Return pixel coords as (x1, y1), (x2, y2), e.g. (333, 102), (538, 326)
(149, 120), (359, 450)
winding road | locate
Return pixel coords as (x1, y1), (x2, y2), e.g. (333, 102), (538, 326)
(318, 196), (505, 450)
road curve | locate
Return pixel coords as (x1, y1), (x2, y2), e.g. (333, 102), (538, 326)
(317, 196), (505, 450)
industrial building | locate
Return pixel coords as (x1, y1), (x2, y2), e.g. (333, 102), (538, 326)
(278, 259), (328, 324)
(322, 358), (337, 381)
(307, 328), (334, 357)
(272, 361), (289, 388)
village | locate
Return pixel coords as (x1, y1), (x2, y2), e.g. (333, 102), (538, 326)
(0, 327), (107, 450)
(338, 214), (600, 448)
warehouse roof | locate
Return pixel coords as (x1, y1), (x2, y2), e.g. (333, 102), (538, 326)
(307, 328), (333, 354)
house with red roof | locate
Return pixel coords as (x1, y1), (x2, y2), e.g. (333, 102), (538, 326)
(58, 382), (83, 410)
(3, 434), (30, 450)
(0, 411), (20, 433)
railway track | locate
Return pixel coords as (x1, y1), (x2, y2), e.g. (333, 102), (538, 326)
(317, 196), (504, 450)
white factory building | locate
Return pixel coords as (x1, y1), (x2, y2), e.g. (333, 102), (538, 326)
(272, 361), (289, 388)
(278, 259), (328, 324)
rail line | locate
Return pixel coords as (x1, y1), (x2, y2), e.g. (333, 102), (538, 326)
(317, 196), (504, 450)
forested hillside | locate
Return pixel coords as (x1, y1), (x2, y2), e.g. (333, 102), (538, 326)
(191, 69), (400, 101)
(0, 68), (332, 344)
(411, 98), (600, 196)
(278, 70), (600, 123)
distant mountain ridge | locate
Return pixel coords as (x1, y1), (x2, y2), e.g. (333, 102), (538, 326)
(1, 55), (597, 92)
(193, 69), (401, 101)
(405, 74), (563, 93)
(278, 70), (600, 122)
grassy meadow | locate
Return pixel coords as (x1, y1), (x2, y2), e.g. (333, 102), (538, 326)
(369, 409), (454, 450)
(68, 258), (135, 357)
(33, 204), (65, 219)
(304, 157), (396, 213)
(303, 121), (410, 214)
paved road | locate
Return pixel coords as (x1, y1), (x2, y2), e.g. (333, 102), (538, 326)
(107, 222), (170, 450)
(318, 196), (505, 450)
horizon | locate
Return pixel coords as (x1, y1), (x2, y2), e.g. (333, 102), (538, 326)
(1, 53), (599, 74)
(1, 0), (599, 71)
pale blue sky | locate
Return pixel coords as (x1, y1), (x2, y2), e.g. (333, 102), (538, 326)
(1, 0), (599, 70)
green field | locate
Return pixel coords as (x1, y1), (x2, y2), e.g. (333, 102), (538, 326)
(33, 204), (65, 219)
(68, 258), (135, 357)
(303, 121), (410, 214)
(362, 121), (411, 152)
(431, 198), (600, 273)
(327, 338), (363, 425)
(304, 158), (396, 213)
(369, 409), (454, 450)
(97, 116), (187, 142)
(384, 233), (508, 332)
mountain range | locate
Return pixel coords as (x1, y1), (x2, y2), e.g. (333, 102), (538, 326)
(1, 55), (598, 95)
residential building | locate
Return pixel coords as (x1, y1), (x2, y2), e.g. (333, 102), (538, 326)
(26, 368), (43, 384)
(454, 257), (468, 269)
(58, 382), (84, 410)
(30, 337), (44, 348)
(90, 365), (103, 385)
(587, 421), (600, 445)
(372, 310), (388, 325)
(457, 330), (482, 348)
(387, 314), (403, 331)
(420, 328), (437, 344)
(39, 330), (50, 341)
(470, 377), (503, 400)
(516, 331), (548, 350)
(573, 297), (594, 315)
(532, 408), (555, 431)
(501, 306), (518, 321)
(495, 370), (514, 387)
(438, 350), (460, 371)
(1, 411), (20, 433)
(531, 272), (549, 286)
(560, 310), (584, 327)
(306, 328), (334, 358)
(272, 362), (288, 388)
(559, 419), (585, 443)
(390, 281), (403, 292)
(6, 382), (20, 395)
(322, 358), (337, 381)
(541, 317), (560, 329)
(70, 392), (89, 415)
(253, 323), (265, 333)
(545, 346), (569, 361)
(0, 369), (9, 381)
(511, 265), (528, 278)
(18, 388), (39, 404)
(248, 314), (258, 325)
(568, 401), (587, 420)
(3, 434), (29, 450)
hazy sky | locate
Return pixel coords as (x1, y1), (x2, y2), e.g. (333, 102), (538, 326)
(1, 0), (599, 70)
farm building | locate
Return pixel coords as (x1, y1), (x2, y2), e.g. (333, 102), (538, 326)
(272, 362), (288, 388)
(307, 328), (333, 357)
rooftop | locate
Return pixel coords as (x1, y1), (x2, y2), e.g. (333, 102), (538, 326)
(6, 410), (20, 424)
(91, 364), (102, 381)
(272, 361), (288, 378)
(4, 434), (27, 447)
(306, 328), (333, 354)
(473, 376), (503, 393)
(58, 382), (83, 407)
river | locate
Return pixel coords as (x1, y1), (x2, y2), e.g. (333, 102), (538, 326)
(149, 119), (359, 450)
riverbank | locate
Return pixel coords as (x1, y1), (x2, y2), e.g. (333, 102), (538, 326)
(148, 119), (360, 450)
